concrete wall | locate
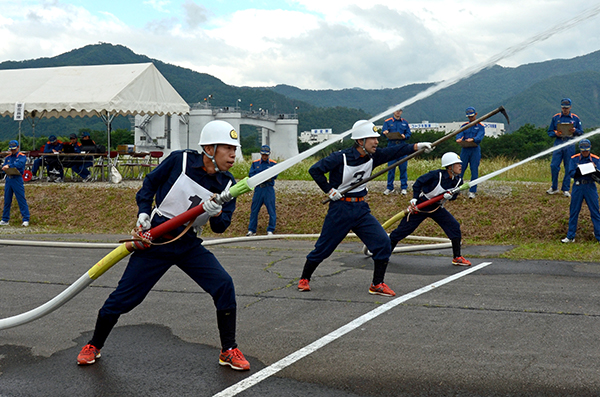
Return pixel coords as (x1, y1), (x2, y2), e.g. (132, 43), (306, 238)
(135, 109), (299, 161)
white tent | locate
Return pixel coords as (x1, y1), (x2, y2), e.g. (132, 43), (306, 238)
(0, 62), (189, 181)
(0, 62), (189, 118)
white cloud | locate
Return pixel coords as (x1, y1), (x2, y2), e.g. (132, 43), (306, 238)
(0, 1), (599, 90)
(143, 0), (172, 14)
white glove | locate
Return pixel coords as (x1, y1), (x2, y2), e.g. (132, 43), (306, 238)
(408, 198), (418, 214)
(202, 199), (223, 217)
(443, 192), (453, 200)
(136, 213), (151, 231)
(328, 188), (343, 201)
(416, 142), (434, 153)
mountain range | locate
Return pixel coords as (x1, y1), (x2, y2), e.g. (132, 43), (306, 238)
(1, 43), (600, 141)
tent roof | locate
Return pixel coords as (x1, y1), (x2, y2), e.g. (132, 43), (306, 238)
(0, 63), (189, 119)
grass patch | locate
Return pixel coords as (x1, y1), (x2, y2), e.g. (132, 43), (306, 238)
(0, 157), (590, 261)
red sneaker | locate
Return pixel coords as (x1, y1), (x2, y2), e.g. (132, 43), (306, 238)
(298, 278), (311, 291)
(452, 256), (472, 266)
(219, 348), (250, 371)
(77, 344), (101, 365)
(369, 282), (396, 297)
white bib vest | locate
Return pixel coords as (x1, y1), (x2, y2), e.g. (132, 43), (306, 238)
(154, 152), (213, 227)
(338, 153), (373, 194)
(421, 171), (461, 200)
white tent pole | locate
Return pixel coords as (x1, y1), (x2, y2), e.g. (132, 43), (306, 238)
(99, 111), (115, 183)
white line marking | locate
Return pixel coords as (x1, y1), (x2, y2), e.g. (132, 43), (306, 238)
(213, 261), (493, 397)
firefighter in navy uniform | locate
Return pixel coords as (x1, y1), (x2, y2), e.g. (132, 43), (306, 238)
(297, 120), (433, 296)
(76, 120), (250, 371)
(561, 139), (600, 243)
(546, 98), (584, 197)
(1, 140), (30, 227)
(246, 145), (277, 236)
(389, 152), (472, 266)
(381, 108), (412, 195)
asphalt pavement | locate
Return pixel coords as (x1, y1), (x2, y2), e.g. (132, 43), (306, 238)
(1, 234), (600, 396)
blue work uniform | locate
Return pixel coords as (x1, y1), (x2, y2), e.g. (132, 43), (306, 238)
(382, 116), (412, 191)
(456, 122), (485, 194)
(247, 157), (277, 233)
(64, 141), (91, 179)
(389, 169), (463, 257)
(547, 112), (583, 192)
(2, 151), (30, 223)
(565, 152), (600, 241)
(88, 150), (240, 351)
(301, 142), (416, 285)
(43, 140), (65, 179)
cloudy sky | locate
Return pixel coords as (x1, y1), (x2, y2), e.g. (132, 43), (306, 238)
(1, 1), (599, 90)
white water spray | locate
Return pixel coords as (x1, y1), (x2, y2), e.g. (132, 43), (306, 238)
(248, 4), (600, 189)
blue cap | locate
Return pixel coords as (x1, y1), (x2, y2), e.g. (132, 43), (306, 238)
(48, 135), (57, 142)
(8, 140), (18, 149)
(561, 98), (572, 107)
(82, 131), (91, 137)
(579, 139), (591, 151)
(260, 145), (271, 154)
(465, 107), (476, 117)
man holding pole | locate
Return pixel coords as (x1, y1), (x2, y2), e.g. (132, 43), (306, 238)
(382, 108), (412, 195)
(297, 120), (432, 296)
(547, 98), (583, 197)
(389, 152), (471, 266)
(76, 120), (250, 371)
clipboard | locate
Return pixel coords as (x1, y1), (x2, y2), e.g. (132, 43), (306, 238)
(578, 162), (596, 176)
(557, 123), (573, 137)
(3, 167), (21, 176)
(385, 132), (404, 140)
(457, 140), (478, 148)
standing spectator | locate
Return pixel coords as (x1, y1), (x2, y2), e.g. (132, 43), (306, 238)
(456, 106), (485, 199)
(561, 139), (600, 243)
(246, 145), (277, 236)
(547, 98), (584, 197)
(1, 140), (30, 227)
(389, 152), (471, 266)
(76, 120), (250, 371)
(43, 135), (64, 182)
(63, 133), (92, 182)
(382, 108), (412, 195)
(297, 120), (432, 296)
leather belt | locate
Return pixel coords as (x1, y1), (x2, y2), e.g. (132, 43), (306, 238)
(575, 180), (594, 185)
(341, 196), (365, 202)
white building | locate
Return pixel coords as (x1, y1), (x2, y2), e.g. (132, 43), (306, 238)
(299, 128), (342, 145)
(409, 121), (506, 138)
(135, 105), (299, 160)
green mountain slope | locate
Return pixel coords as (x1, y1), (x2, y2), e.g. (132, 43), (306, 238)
(270, 51), (600, 131)
(2, 43), (600, 145)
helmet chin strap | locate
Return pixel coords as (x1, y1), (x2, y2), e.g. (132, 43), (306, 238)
(202, 144), (222, 173)
(448, 166), (460, 178)
(358, 139), (371, 157)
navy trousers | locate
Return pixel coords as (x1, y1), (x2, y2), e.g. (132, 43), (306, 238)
(247, 185), (276, 233)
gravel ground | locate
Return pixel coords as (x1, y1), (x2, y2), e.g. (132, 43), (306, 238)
(275, 179), (541, 198)
(18, 178), (541, 198)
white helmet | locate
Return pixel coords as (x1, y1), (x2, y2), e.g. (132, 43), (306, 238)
(199, 120), (241, 147)
(441, 152), (462, 168)
(351, 120), (380, 140)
